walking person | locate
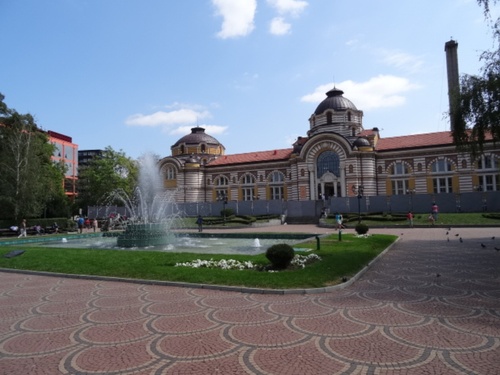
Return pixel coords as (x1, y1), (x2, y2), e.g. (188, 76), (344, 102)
(92, 218), (98, 232)
(335, 212), (345, 230)
(406, 211), (414, 228)
(431, 203), (439, 222)
(77, 216), (84, 233)
(18, 219), (27, 238)
(196, 215), (203, 232)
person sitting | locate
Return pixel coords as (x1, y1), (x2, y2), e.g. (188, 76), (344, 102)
(52, 222), (59, 233)
(34, 224), (43, 235)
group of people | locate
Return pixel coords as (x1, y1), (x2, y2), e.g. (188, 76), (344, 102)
(77, 217), (99, 233)
(15, 220), (59, 237)
(406, 203), (439, 228)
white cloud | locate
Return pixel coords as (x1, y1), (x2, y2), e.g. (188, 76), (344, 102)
(301, 75), (421, 110)
(169, 124), (228, 135)
(269, 17), (291, 35)
(212, 0), (257, 39)
(125, 108), (211, 127)
(379, 50), (425, 74)
(267, 0), (308, 16)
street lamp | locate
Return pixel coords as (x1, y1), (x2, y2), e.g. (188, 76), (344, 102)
(406, 188), (416, 212)
(351, 185), (364, 223)
(217, 190), (228, 225)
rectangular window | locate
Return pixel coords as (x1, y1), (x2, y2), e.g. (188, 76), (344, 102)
(242, 188), (253, 201)
(391, 179), (407, 195)
(271, 186), (284, 200)
(433, 177), (453, 193)
(480, 174), (499, 191)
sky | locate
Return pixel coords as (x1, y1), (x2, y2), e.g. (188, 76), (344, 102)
(1, 0), (497, 160)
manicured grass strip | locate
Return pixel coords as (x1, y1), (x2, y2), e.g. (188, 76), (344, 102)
(0, 234), (396, 289)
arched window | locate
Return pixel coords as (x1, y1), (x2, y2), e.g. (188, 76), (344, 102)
(215, 176), (229, 201)
(165, 166), (176, 180)
(430, 158), (454, 193)
(317, 151), (340, 177)
(390, 162), (410, 195)
(215, 176), (229, 186)
(201, 144), (206, 153)
(476, 154), (499, 191)
(241, 174), (255, 201)
(269, 171), (284, 200)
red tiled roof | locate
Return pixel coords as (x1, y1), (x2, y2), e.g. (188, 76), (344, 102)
(207, 148), (293, 166)
(376, 131), (456, 151)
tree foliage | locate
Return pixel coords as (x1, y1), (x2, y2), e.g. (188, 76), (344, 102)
(76, 146), (138, 209)
(0, 94), (67, 221)
(453, 0), (500, 155)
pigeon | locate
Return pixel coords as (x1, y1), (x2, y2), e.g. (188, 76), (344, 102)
(492, 236), (496, 240)
(455, 234), (459, 237)
(460, 237), (463, 243)
(448, 227), (452, 231)
(436, 273), (441, 278)
(481, 243), (486, 248)
(446, 231), (449, 235)
(495, 247), (500, 252)
(447, 237), (450, 242)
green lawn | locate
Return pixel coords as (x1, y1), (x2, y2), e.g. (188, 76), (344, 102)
(337, 212), (500, 227)
(0, 233), (396, 289)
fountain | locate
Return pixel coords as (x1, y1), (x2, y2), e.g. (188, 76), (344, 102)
(104, 153), (181, 248)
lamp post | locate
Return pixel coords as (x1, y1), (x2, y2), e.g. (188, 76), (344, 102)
(406, 188), (416, 212)
(351, 185), (364, 223)
(217, 191), (228, 225)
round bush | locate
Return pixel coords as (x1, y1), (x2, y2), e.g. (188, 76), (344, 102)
(265, 243), (295, 269)
(355, 222), (369, 235)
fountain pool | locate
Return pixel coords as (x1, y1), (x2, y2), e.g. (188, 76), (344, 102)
(36, 235), (311, 255)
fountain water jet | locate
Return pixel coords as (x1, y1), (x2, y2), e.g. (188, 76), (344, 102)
(104, 153), (181, 248)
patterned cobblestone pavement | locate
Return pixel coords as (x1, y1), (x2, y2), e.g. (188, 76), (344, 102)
(0, 226), (499, 374)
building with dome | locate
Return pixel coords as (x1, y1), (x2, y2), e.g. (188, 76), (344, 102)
(158, 41), (499, 218)
(158, 86), (499, 217)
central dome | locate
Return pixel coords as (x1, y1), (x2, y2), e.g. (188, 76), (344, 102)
(314, 88), (357, 115)
(173, 127), (220, 147)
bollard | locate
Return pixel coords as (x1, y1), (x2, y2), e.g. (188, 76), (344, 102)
(315, 235), (320, 251)
(338, 229), (342, 241)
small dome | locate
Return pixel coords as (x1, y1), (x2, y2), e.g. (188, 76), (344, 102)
(353, 137), (371, 148)
(173, 127), (221, 147)
(314, 88), (357, 115)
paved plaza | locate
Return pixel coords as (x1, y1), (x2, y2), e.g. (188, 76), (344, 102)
(1, 226), (499, 374)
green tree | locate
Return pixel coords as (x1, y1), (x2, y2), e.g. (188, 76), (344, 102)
(453, 0), (500, 155)
(76, 146), (138, 210)
(0, 94), (66, 221)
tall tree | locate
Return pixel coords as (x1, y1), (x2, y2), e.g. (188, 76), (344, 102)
(453, 0), (500, 155)
(0, 95), (66, 221)
(76, 146), (138, 210)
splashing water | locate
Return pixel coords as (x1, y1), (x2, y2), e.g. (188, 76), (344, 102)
(101, 153), (182, 247)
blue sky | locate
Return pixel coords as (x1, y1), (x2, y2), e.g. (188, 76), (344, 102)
(1, 0), (496, 159)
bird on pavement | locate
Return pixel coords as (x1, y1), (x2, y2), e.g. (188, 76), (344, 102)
(455, 234), (459, 236)
(446, 231), (449, 235)
(481, 243), (486, 248)
(495, 247), (500, 252)
(460, 237), (463, 243)
(492, 236), (495, 240)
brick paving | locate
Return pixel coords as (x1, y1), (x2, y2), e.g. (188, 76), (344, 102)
(1, 226), (499, 374)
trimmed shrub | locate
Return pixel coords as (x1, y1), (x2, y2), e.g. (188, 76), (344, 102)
(355, 222), (369, 235)
(265, 243), (295, 270)
(220, 208), (235, 218)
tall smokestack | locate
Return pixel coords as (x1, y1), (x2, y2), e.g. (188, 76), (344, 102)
(445, 39), (460, 131)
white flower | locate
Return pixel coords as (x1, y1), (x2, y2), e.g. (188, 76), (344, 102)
(174, 253), (322, 271)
